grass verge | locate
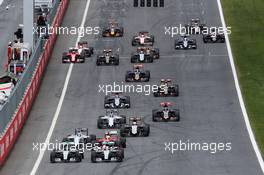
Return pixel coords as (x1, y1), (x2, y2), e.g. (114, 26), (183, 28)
(222, 0), (264, 155)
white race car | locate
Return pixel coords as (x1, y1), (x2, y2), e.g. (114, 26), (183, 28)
(97, 109), (126, 129)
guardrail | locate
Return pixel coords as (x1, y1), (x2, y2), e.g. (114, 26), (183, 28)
(0, 0), (69, 166)
(0, 0), (60, 134)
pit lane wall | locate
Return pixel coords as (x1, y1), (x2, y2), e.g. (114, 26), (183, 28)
(0, 0), (69, 167)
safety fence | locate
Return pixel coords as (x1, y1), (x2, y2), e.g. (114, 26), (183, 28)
(0, 0), (69, 166)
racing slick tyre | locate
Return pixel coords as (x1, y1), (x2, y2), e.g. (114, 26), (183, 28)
(91, 150), (97, 163)
(143, 125), (150, 136)
(120, 137), (126, 148)
(75, 152), (82, 162)
(153, 91), (159, 97)
(147, 56), (154, 63)
(120, 127), (127, 137)
(50, 151), (56, 163)
(96, 59), (101, 66)
(145, 71), (150, 82)
(97, 118), (103, 129)
(81, 152), (84, 159)
(125, 75), (130, 82)
(130, 56), (137, 63)
(154, 48), (160, 59)
(131, 38), (137, 46)
(126, 97), (131, 108)
(116, 151), (124, 162)
(114, 58), (119, 65)
(121, 115), (126, 124)
(152, 109), (159, 122)
(174, 85), (179, 96)
(175, 110), (180, 121)
(89, 134), (96, 142)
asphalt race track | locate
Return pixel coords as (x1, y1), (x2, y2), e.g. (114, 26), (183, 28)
(0, 0), (22, 74)
(0, 0), (263, 174)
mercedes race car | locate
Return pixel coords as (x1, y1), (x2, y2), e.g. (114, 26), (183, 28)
(91, 143), (124, 163)
(50, 143), (83, 163)
(203, 28), (225, 43)
(102, 21), (124, 37)
(132, 31), (154, 46)
(131, 47), (159, 63)
(175, 35), (197, 49)
(152, 102), (180, 122)
(120, 117), (150, 137)
(104, 92), (130, 108)
(96, 49), (119, 66)
(185, 18), (206, 34)
(62, 128), (96, 146)
(77, 41), (94, 57)
(96, 130), (126, 148)
(97, 109), (126, 129)
(62, 48), (85, 63)
(154, 79), (179, 97)
(125, 64), (150, 82)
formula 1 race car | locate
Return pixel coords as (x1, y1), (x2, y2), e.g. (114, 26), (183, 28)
(50, 143), (83, 163)
(91, 143), (124, 163)
(77, 41), (94, 57)
(120, 117), (150, 137)
(62, 128), (96, 151)
(131, 47), (159, 63)
(152, 102), (180, 122)
(102, 21), (124, 37)
(96, 130), (126, 148)
(62, 48), (85, 63)
(185, 18), (206, 34)
(96, 49), (119, 66)
(175, 35), (197, 49)
(132, 31), (154, 46)
(125, 64), (150, 82)
(153, 79), (179, 97)
(0, 74), (17, 106)
(104, 92), (130, 109)
(97, 109), (126, 129)
(203, 28), (225, 43)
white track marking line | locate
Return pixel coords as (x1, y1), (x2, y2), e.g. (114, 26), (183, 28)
(29, 0), (91, 174)
(217, 0), (264, 173)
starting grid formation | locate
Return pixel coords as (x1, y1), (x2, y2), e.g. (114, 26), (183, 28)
(133, 0), (164, 7)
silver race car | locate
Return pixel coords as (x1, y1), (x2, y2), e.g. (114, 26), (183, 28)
(50, 143), (83, 163)
(62, 128), (96, 146)
(91, 142), (124, 163)
(104, 92), (130, 108)
(175, 35), (197, 49)
(131, 47), (159, 63)
(97, 109), (126, 129)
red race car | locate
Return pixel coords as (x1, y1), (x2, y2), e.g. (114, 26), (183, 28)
(96, 131), (126, 148)
(62, 48), (85, 63)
